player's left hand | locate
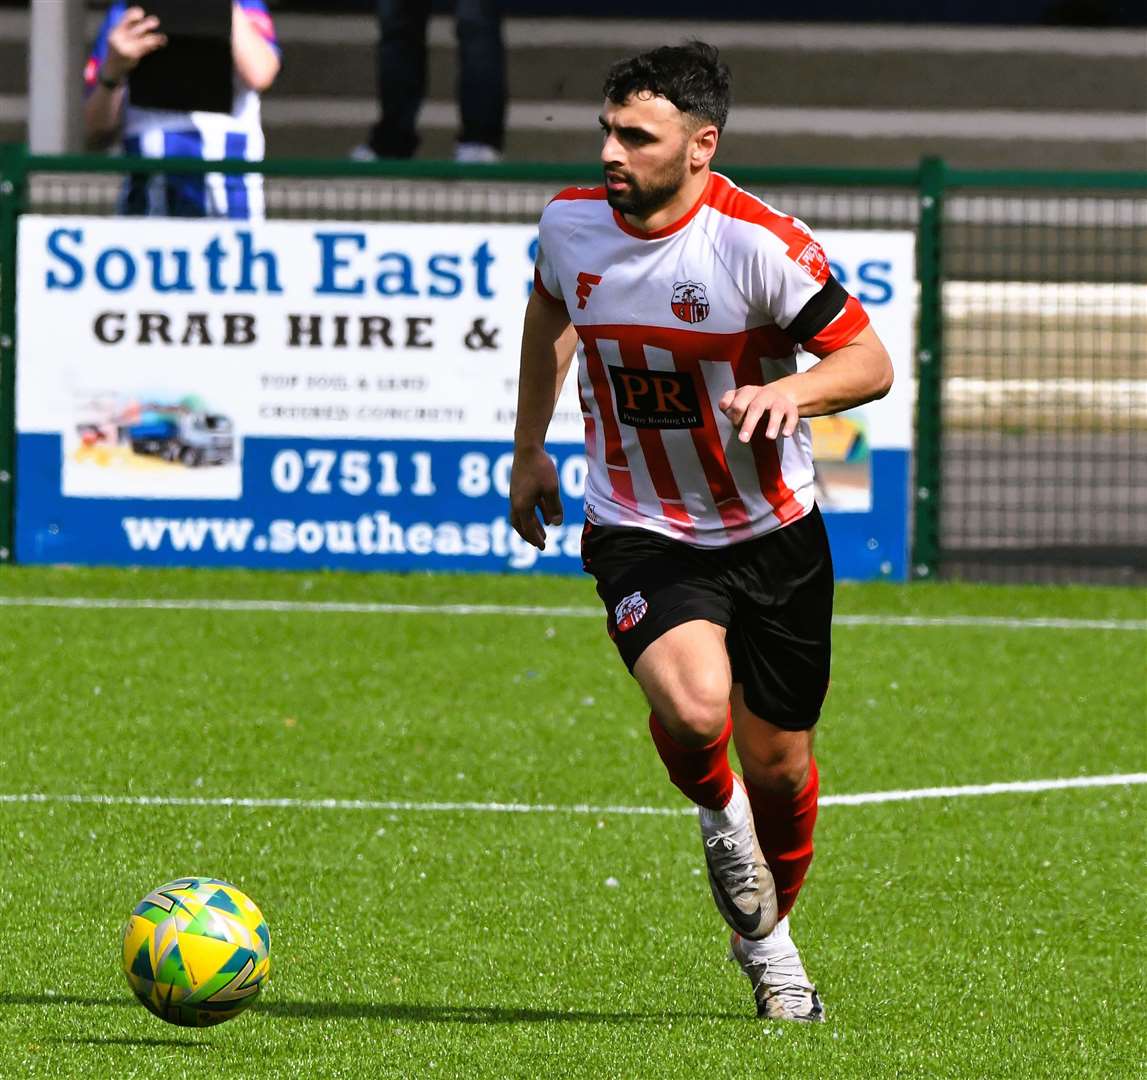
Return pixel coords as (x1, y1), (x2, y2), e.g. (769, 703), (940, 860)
(719, 385), (800, 442)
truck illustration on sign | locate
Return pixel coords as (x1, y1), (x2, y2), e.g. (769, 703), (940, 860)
(127, 410), (235, 467)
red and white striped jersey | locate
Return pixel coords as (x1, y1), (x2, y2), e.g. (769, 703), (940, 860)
(533, 170), (870, 546)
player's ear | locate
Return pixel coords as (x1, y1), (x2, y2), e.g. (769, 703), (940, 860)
(690, 123), (719, 168)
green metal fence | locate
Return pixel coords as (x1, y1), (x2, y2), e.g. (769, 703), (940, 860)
(1, 146), (1144, 582)
(936, 165), (1146, 585)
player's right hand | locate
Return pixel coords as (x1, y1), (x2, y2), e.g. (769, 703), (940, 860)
(509, 446), (563, 550)
(104, 7), (167, 82)
(719, 383), (800, 442)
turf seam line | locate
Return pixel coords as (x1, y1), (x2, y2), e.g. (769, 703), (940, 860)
(0, 595), (1143, 631)
(1, 773), (1143, 816)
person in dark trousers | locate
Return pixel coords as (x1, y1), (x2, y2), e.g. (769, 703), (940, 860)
(356, 0), (506, 162)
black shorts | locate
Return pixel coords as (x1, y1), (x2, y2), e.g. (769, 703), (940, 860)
(581, 508), (834, 731)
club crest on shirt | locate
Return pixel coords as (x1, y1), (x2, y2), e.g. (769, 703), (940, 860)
(671, 280), (710, 324)
(614, 591), (649, 633)
(795, 240), (828, 281)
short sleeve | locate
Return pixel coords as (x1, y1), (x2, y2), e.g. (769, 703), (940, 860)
(749, 221), (870, 358)
(239, 0), (281, 55)
(532, 213), (565, 305)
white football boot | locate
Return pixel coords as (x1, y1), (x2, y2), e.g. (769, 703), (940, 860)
(698, 777), (777, 940)
(729, 916), (825, 1022)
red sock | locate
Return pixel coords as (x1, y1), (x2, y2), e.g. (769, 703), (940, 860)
(745, 757), (819, 920)
(648, 711), (735, 812)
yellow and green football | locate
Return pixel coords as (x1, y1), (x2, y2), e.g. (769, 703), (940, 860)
(121, 877), (270, 1027)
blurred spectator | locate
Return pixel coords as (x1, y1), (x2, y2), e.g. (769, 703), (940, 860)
(355, 0), (506, 163)
(84, 3), (281, 218)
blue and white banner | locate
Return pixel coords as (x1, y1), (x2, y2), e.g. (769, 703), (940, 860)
(15, 216), (913, 576)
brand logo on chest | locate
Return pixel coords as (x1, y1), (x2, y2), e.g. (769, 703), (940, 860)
(576, 271), (603, 309)
(607, 366), (703, 429)
(670, 280), (710, 324)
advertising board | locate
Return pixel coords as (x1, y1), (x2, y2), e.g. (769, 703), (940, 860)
(15, 216), (913, 576)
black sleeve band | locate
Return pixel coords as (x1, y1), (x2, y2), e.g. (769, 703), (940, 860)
(783, 275), (848, 345)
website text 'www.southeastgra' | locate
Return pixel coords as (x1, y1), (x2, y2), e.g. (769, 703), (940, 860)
(120, 513), (582, 568)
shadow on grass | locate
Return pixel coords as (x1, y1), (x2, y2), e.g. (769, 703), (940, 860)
(0, 994), (742, 1025)
(259, 1000), (744, 1024)
(47, 1036), (211, 1048)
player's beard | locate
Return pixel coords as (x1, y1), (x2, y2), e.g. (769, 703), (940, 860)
(604, 155), (688, 219)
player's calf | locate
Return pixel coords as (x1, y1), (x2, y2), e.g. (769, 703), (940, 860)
(648, 711), (778, 939)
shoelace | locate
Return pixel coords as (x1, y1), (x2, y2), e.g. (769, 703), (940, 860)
(744, 956), (817, 1016)
(705, 827), (759, 893)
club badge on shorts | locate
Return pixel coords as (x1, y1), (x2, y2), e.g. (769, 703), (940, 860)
(614, 590), (649, 633)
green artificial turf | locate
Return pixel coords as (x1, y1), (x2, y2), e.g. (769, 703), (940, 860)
(0, 567), (1143, 1078)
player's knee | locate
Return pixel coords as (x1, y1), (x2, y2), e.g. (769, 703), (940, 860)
(741, 747), (810, 797)
(662, 674), (729, 743)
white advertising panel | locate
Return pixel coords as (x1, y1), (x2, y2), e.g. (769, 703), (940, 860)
(16, 216), (913, 576)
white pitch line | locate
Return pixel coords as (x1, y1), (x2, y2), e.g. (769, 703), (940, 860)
(0, 595), (1143, 631)
(0, 596), (604, 618)
(821, 773), (1147, 806)
(0, 773), (1143, 817)
(833, 614), (1147, 631)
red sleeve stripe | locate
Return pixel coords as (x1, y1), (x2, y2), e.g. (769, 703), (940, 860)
(548, 185), (607, 204)
(705, 173), (809, 248)
(803, 296), (870, 357)
(705, 173), (830, 280)
(532, 268), (564, 304)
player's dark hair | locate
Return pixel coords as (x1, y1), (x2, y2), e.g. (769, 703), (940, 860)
(603, 41), (731, 133)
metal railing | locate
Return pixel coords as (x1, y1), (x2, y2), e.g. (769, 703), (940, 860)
(1, 145), (1144, 582)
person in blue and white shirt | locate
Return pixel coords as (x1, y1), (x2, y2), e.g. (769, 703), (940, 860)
(84, 2), (281, 219)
